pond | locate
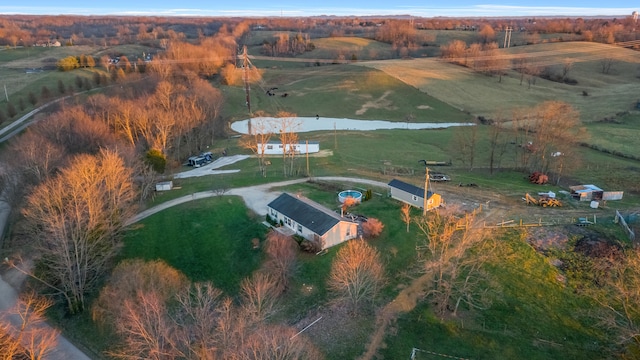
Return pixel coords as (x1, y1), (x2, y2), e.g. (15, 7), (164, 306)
(230, 117), (473, 134)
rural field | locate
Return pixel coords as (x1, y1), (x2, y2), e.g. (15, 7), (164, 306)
(2, 26), (640, 360)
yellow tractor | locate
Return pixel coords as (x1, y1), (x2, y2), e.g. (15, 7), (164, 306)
(524, 193), (562, 207)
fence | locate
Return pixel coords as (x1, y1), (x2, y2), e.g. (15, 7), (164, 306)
(615, 210), (635, 242)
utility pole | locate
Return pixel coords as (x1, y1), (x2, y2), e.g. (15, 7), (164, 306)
(3, 84), (8, 102)
(419, 160), (430, 215)
(306, 140), (310, 176)
(503, 27), (512, 48)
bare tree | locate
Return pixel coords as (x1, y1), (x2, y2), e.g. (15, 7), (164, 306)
(241, 324), (323, 360)
(22, 150), (137, 313)
(92, 259), (188, 329)
(239, 115), (274, 177)
(112, 290), (183, 360)
(600, 57), (615, 74)
(526, 101), (586, 177)
(451, 119), (478, 170)
(263, 231), (298, 293)
(0, 292), (59, 360)
(591, 248), (640, 350)
(401, 203), (412, 232)
(416, 207), (493, 317)
(561, 58), (574, 81)
(174, 282), (223, 360)
(328, 239), (385, 314)
(487, 115), (509, 174)
(240, 273), (280, 323)
(276, 112), (300, 177)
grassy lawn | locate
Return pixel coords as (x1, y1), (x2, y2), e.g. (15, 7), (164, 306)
(122, 196), (265, 294)
(381, 233), (607, 359)
(222, 63), (473, 123)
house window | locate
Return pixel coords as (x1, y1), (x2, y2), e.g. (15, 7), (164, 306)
(278, 145), (283, 149)
(346, 227), (351, 236)
(267, 145), (273, 150)
(297, 224), (302, 232)
(285, 218), (291, 226)
(412, 195), (418, 201)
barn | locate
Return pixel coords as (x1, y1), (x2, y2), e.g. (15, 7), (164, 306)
(388, 179), (442, 211)
(570, 184), (624, 201)
(267, 193), (358, 249)
(258, 141), (320, 155)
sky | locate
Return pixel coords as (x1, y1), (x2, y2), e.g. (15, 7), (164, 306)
(0, 1), (636, 18)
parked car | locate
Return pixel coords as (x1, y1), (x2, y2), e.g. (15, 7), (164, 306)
(430, 173), (451, 182)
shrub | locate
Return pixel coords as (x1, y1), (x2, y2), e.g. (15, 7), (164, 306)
(6, 102), (16, 118)
(145, 149), (166, 173)
(362, 218), (384, 238)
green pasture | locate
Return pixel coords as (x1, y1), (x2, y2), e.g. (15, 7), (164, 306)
(382, 233), (606, 359)
(0, 44), (153, 124)
(122, 196), (265, 294)
(222, 63), (473, 123)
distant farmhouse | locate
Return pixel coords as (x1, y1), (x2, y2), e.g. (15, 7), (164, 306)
(267, 193), (358, 249)
(388, 179), (443, 211)
(258, 141), (319, 155)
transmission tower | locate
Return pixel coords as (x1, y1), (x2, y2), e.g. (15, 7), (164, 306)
(242, 45), (251, 115)
(503, 27), (512, 48)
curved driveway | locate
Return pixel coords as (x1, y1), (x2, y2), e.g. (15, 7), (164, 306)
(126, 176), (388, 225)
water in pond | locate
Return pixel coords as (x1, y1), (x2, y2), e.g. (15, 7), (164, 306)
(231, 117), (473, 134)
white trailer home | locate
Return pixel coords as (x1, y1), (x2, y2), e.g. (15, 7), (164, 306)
(267, 193), (358, 249)
(258, 141), (319, 155)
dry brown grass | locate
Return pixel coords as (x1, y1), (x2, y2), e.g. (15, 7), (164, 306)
(358, 42), (640, 122)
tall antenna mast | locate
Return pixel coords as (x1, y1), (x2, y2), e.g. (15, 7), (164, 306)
(243, 45), (251, 115)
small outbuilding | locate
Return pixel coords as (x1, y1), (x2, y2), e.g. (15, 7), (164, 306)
(388, 179), (442, 211)
(267, 193), (358, 249)
(155, 181), (173, 191)
(570, 184), (623, 202)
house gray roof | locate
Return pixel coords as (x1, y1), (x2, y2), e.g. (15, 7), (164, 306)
(388, 179), (434, 199)
(267, 193), (352, 236)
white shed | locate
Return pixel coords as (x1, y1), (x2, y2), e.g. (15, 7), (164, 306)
(156, 181), (173, 191)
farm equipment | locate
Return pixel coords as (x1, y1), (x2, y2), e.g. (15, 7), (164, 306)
(529, 172), (549, 185)
(524, 193), (562, 207)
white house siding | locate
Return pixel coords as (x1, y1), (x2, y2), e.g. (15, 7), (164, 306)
(267, 203), (357, 250)
(389, 187), (424, 208)
(322, 221), (358, 249)
(259, 142), (319, 155)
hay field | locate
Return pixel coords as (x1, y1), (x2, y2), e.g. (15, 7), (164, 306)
(299, 36), (395, 60)
(359, 42), (640, 122)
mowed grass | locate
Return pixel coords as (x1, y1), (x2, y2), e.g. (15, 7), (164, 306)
(121, 196), (265, 294)
(222, 62), (473, 123)
(360, 42), (640, 122)
(299, 36), (396, 60)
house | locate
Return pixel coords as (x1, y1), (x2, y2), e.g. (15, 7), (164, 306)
(570, 184), (623, 201)
(267, 193), (358, 249)
(258, 141), (319, 155)
(388, 179), (442, 211)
